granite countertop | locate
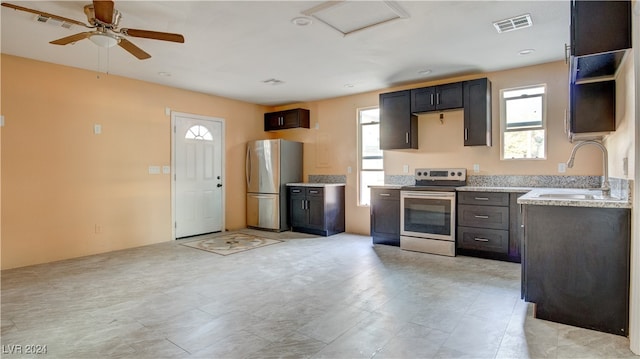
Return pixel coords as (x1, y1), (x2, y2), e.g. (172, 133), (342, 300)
(286, 183), (345, 187)
(457, 186), (533, 193)
(368, 185), (403, 189)
(518, 188), (632, 209)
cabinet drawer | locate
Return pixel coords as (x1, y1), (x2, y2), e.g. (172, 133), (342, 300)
(458, 204), (509, 230)
(371, 188), (400, 200)
(457, 227), (509, 254)
(458, 192), (509, 206)
(289, 187), (305, 196)
(306, 187), (324, 197)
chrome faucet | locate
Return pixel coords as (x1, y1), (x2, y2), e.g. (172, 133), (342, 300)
(566, 140), (610, 196)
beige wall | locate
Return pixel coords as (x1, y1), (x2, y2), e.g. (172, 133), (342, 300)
(277, 61), (603, 235)
(2, 56), (610, 269)
(1, 54), (267, 269)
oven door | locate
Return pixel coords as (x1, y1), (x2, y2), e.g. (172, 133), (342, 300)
(401, 191), (455, 241)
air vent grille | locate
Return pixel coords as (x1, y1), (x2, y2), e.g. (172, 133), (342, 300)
(493, 14), (532, 33)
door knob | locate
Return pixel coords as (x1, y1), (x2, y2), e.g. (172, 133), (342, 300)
(217, 183), (223, 188)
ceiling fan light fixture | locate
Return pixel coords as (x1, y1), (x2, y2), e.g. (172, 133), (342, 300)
(89, 33), (119, 48)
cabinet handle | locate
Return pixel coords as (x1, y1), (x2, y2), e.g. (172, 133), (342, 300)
(474, 197), (489, 201)
(430, 93), (434, 105)
(564, 43), (570, 64)
(292, 189), (301, 193)
(474, 215), (490, 219)
(309, 190), (319, 194)
(405, 132), (409, 144)
(474, 237), (490, 242)
(436, 93), (440, 105)
(464, 128), (468, 141)
(379, 193), (391, 197)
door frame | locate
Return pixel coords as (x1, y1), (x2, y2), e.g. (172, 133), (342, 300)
(171, 111), (226, 239)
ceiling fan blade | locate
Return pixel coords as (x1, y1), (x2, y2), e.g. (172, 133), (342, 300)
(121, 28), (185, 43)
(1, 2), (88, 27)
(92, 0), (114, 24)
(50, 32), (93, 45)
(118, 38), (151, 60)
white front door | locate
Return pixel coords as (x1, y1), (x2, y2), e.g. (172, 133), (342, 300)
(172, 112), (224, 238)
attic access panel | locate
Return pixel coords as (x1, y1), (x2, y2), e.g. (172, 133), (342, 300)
(302, 1), (409, 36)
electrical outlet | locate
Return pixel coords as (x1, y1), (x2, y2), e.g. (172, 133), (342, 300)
(94, 124), (102, 135)
(473, 164), (480, 173)
(623, 157), (628, 176)
(347, 166), (352, 174)
(558, 163), (566, 173)
(403, 164), (409, 173)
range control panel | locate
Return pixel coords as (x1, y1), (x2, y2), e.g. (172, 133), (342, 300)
(415, 168), (467, 181)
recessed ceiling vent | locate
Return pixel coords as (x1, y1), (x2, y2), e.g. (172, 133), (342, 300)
(35, 15), (73, 29)
(493, 14), (532, 33)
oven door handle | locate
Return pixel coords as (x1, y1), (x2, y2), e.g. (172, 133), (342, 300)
(402, 192), (455, 199)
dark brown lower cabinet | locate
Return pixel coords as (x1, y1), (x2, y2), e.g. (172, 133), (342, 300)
(289, 185), (345, 236)
(456, 191), (522, 263)
(523, 205), (630, 336)
(370, 188), (400, 246)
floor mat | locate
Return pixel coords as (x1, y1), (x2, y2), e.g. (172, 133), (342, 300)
(180, 232), (283, 256)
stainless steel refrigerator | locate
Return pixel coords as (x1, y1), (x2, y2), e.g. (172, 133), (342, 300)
(246, 139), (303, 231)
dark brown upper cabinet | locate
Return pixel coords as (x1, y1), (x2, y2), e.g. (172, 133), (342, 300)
(463, 78), (492, 147)
(570, 80), (616, 135)
(569, 0), (631, 82)
(379, 78), (491, 150)
(264, 108), (310, 131)
(410, 82), (463, 113)
(379, 90), (418, 150)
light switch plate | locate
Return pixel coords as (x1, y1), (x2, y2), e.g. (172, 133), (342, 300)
(162, 166), (171, 174)
(148, 166), (161, 175)
(94, 124), (102, 135)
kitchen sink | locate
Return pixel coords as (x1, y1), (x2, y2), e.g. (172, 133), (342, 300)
(536, 193), (596, 200)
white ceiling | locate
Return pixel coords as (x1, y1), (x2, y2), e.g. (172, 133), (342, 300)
(1, 1), (570, 106)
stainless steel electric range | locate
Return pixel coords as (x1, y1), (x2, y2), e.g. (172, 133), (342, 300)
(400, 168), (467, 256)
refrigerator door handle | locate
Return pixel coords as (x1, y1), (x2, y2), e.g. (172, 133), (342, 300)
(245, 146), (251, 188)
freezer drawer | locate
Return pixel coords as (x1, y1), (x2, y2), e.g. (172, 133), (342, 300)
(246, 193), (280, 230)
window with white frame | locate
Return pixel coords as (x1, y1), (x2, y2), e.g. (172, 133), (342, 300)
(501, 85), (546, 159)
(358, 108), (384, 206)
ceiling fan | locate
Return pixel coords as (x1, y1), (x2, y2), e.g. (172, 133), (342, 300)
(1, 0), (184, 60)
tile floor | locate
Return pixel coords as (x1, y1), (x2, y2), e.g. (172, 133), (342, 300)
(1, 230), (636, 358)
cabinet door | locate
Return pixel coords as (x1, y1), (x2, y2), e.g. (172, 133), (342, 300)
(410, 87), (436, 113)
(463, 78), (492, 146)
(571, 0), (631, 57)
(436, 82), (463, 110)
(289, 187), (307, 228)
(380, 90), (417, 150)
(306, 188), (325, 230)
(371, 189), (400, 245)
(281, 109), (310, 129)
(509, 193), (524, 260)
(524, 205), (630, 335)
(264, 112), (283, 131)
(570, 80), (615, 134)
